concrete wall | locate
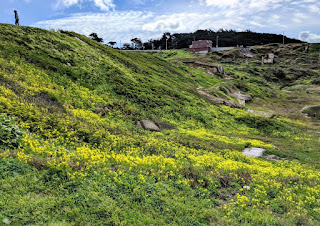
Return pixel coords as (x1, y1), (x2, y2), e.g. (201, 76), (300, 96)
(211, 47), (234, 52)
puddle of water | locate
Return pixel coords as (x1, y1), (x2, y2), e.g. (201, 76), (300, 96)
(242, 147), (266, 157)
(302, 105), (320, 120)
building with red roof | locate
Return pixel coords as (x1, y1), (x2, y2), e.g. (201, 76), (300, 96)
(189, 40), (213, 53)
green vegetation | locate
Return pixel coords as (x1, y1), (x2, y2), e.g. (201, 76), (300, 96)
(0, 24), (320, 225)
(150, 49), (197, 59)
(0, 114), (23, 149)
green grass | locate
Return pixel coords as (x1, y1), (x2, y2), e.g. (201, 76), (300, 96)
(150, 49), (198, 59)
(1, 24), (320, 225)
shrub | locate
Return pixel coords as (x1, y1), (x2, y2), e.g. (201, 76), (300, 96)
(0, 114), (24, 148)
(0, 159), (32, 179)
(235, 115), (287, 134)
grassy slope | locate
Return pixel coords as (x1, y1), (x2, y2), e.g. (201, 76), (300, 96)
(0, 24), (320, 225)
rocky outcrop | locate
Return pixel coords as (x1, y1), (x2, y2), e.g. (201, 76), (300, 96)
(266, 155), (286, 161)
(136, 120), (174, 132)
(136, 120), (161, 132)
(231, 91), (252, 106)
(197, 89), (240, 108)
(154, 121), (175, 130)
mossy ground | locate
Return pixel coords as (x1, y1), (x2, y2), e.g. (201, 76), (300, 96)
(0, 24), (320, 225)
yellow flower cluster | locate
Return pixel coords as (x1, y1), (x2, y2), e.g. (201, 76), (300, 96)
(180, 128), (273, 149)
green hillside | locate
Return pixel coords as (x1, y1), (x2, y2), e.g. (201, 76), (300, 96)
(0, 24), (320, 225)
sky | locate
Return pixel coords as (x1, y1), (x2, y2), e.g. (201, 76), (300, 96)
(1, 0), (320, 46)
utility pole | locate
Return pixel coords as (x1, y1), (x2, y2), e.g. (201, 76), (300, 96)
(216, 36), (219, 48)
(282, 31), (285, 45)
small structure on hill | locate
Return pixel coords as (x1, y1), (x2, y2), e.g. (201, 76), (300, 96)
(189, 40), (213, 53)
(262, 53), (275, 64)
(240, 47), (254, 58)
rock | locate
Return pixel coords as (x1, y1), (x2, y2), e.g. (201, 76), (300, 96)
(242, 147), (266, 157)
(231, 91), (252, 106)
(197, 90), (240, 108)
(138, 120), (161, 132)
(266, 155), (286, 161)
(217, 65), (225, 74)
(136, 121), (143, 129)
(154, 121), (174, 130)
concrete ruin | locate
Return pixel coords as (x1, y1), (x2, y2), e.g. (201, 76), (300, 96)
(242, 147), (266, 157)
(262, 53), (275, 64)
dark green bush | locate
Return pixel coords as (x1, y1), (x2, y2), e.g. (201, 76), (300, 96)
(0, 159), (32, 179)
(236, 115), (287, 134)
(0, 114), (23, 148)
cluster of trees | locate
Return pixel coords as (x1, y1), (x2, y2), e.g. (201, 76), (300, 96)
(122, 33), (172, 50)
(125, 29), (303, 50)
(89, 33), (117, 48)
(90, 29), (304, 50)
(89, 33), (103, 43)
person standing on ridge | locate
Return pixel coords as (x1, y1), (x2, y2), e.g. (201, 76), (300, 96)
(14, 10), (19, 25)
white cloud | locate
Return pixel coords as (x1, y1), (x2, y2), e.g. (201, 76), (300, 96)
(34, 11), (154, 43)
(293, 12), (307, 23)
(142, 12), (246, 33)
(56, 0), (80, 8)
(299, 31), (320, 43)
(249, 21), (264, 28)
(33, 8), (298, 44)
(303, 0), (317, 3)
(142, 19), (182, 32)
(205, 0), (238, 7)
(34, 11), (249, 43)
(55, 0), (115, 11)
(92, 0), (115, 11)
(204, 0), (289, 12)
(33, 0), (320, 44)
(142, 14), (192, 32)
(308, 5), (320, 14)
